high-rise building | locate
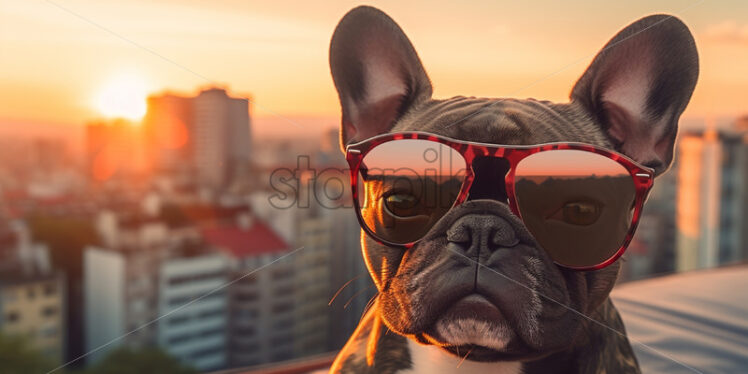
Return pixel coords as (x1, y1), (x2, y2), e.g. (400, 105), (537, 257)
(193, 88), (251, 189)
(142, 94), (194, 175)
(85, 119), (147, 182)
(250, 132), (373, 354)
(201, 218), (294, 367)
(157, 251), (230, 371)
(293, 215), (332, 357)
(676, 123), (748, 271)
(143, 88), (252, 189)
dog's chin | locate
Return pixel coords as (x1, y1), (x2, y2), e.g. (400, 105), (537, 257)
(420, 294), (534, 361)
(435, 318), (513, 349)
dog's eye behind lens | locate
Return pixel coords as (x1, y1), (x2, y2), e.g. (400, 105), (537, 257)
(550, 201), (600, 226)
(384, 193), (420, 218)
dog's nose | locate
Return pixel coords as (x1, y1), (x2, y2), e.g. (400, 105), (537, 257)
(446, 214), (519, 253)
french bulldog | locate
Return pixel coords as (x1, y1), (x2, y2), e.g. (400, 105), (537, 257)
(328, 6), (698, 374)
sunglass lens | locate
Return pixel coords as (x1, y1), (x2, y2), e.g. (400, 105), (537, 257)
(514, 150), (636, 268)
(357, 139), (466, 244)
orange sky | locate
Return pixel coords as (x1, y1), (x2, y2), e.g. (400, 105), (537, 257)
(2, 0), (748, 142)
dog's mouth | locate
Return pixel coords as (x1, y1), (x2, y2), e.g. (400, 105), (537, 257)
(420, 294), (532, 359)
(435, 294), (506, 332)
(387, 255), (585, 362)
(380, 231), (582, 360)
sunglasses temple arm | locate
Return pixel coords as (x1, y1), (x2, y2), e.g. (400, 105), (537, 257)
(359, 163), (369, 179)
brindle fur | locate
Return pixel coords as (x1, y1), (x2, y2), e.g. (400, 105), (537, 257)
(329, 6), (697, 373)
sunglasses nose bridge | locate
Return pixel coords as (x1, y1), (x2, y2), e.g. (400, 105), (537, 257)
(465, 156), (511, 203)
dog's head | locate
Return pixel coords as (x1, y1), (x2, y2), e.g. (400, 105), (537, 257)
(329, 6), (697, 361)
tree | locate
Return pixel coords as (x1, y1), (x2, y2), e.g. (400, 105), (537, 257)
(0, 333), (56, 374)
(27, 214), (101, 364)
(27, 215), (100, 278)
(87, 346), (198, 374)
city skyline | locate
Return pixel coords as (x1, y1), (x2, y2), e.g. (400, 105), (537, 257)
(0, 77), (374, 371)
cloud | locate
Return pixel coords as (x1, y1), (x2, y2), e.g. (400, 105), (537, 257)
(704, 20), (748, 44)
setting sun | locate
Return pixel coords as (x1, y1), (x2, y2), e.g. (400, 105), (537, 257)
(95, 73), (148, 121)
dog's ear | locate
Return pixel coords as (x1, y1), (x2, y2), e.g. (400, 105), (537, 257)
(571, 15), (698, 175)
(330, 6), (432, 150)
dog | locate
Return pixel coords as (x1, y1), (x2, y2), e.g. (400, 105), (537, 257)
(328, 6), (698, 374)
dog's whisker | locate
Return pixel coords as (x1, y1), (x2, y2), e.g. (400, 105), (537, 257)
(329, 272), (367, 306)
(344, 284), (377, 309)
(457, 347), (474, 368)
(360, 293), (380, 323)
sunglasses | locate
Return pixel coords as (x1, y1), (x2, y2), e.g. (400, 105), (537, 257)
(345, 132), (654, 271)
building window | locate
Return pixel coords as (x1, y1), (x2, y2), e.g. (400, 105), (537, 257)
(167, 333), (192, 345)
(43, 284), (56, 296)
(269, 333), (293, 346)
(168, 271), (225, 286)
(198, 310), (224, 319)
(271, 302), (293, 314)
(168, 295), (193, 307)
(272, 317), (294, 330)
(271, 268), (293, 281)
(234, 309), (259, 319)
(169, 291), (224, 307)
(235, 342), (260, 351)
(198, 327), (224, 338)
(234, 292), (258, 303)
(274, 285), (294, 295)
(169, 315), (190, 326)
(235, 326), (256, 337)
(5, 312), (19, 323)
(42, 306), (57, 317)
(241, 275), (257, 285)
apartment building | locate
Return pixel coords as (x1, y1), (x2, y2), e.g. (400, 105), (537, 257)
(157, 251), (230, 371)
(202, 218), (293, 367)
(0, 270), (66, 362)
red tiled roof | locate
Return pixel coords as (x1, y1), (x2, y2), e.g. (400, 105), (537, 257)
(202, 221), (288, 258)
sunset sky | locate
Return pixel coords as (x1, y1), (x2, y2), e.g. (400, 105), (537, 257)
(2, 0), (748, 143)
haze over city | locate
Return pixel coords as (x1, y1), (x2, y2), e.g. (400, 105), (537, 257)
(3, 0), (748, 148)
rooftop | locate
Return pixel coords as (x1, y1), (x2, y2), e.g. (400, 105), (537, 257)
(202, 221), (288, 258)
(0, 268), (62, 288)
